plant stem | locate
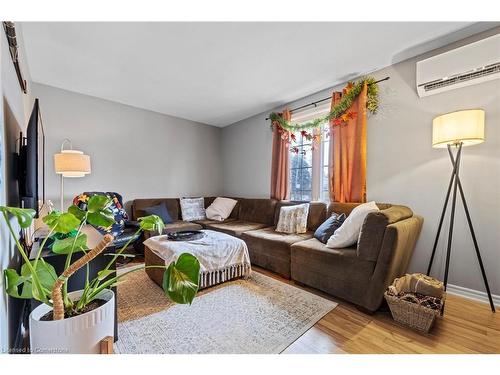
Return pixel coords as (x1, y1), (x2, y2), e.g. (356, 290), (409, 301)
(62, 220), (86, 308)
(86, 265), (166, 301)
(2, 212), (48, 304)
(104, 228), (141, 271)
(33, 227), (55, 268)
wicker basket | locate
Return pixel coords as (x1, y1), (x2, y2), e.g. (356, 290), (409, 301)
(384, 292), (445, 333)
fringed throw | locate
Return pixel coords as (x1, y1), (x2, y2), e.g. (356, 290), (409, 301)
(199, 263), (251, 289)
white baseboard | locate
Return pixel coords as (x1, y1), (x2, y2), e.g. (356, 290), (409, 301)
(446, 284), (500, 308)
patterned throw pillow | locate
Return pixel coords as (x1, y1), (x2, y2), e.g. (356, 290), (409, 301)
(180, 197), (206, 221)
(73, 192), (128, 237)
(275, 203), (310, 234)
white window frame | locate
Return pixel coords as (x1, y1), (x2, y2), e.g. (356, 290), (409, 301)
(289, 104), (331, 202)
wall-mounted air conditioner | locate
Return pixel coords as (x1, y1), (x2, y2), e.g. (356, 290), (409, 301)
(416, 33), (500, 97)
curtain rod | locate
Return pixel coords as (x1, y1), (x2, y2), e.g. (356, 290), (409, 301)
(265, 76), (390, 121)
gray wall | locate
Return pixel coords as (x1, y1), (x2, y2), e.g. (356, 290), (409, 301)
(221, 27), (500, 295)
(1, 31), (32, 352)
(31, 83), (223, 211)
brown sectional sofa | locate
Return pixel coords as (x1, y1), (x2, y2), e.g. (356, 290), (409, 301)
(130, 197), (423, 312)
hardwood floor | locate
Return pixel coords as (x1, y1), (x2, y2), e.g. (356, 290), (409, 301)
(253, 267), (500, 354)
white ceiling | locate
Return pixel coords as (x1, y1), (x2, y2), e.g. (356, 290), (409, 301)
(20, 22), (495, 127)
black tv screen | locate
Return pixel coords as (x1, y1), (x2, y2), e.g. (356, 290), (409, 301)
(19, 98), (44, 217)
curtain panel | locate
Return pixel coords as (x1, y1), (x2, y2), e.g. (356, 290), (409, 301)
(270, 109), (291, 200)
(328, 84), (368, 203)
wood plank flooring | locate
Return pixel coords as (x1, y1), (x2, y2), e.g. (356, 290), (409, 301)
(252, 267), (500, 354)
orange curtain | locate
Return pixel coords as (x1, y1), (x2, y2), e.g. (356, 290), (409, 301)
(270, 109), (291, 200)
(328, 84), (367, 203)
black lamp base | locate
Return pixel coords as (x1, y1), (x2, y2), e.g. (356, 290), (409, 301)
(427, 142), (495, 313)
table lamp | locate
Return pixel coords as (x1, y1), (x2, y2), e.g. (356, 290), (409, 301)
(426, 109), (495, 312)
(54, 139), (91, 211)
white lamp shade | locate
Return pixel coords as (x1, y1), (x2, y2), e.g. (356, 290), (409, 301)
(432, 109), (485, 148)
(54, 150), (91, 177)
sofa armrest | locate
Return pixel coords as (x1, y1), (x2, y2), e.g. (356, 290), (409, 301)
(357, 205), (414, 261)
(361, 215), (424, 311)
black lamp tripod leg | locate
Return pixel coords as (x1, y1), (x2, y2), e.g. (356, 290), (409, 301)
(443, 145), (462, 289)
(455, 173), (496, 312)
(426, 146), (459, 275)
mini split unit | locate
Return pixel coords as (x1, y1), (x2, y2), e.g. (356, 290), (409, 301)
(416, 33), (500, 97)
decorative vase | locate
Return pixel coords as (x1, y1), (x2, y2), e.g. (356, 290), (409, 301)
(29, 289), (115, 354)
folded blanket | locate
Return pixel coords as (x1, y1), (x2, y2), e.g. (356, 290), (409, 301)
(390, 273), (444, 298)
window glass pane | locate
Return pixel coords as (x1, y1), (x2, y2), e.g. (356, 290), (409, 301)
(323, 140), (329, 165)
(322, 166), (329, 192)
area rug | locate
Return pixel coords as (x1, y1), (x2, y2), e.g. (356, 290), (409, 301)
(114, 269), (337, 354)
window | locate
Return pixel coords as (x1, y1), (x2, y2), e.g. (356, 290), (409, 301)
(289, 133), (313, 201)
(289, 104), (331, 202)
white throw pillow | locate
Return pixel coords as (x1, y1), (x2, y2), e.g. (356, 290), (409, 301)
(206, 197), (238, 221)
(276, 203), (310, 234)
(326, 201), (379, 248)
(180, 197), (206, 221)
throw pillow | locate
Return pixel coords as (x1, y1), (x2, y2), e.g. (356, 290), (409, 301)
(206, 197), (238, 221)
(314, 212), (346, 244)
(180, 197), (206, 221)
(326, 201), (379, 248)
(275, 203), (310, 234)
(143, 202), (174, 224)
(73, 192), (128, 237)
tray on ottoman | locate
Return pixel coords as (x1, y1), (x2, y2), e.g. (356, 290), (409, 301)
(144, 229), (251, 289)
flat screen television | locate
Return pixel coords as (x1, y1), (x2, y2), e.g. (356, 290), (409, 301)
(17, 98), (45, 217)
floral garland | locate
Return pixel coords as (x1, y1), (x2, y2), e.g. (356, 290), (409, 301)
(269, 76), (379, 132)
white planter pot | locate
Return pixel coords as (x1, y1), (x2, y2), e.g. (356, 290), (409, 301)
(29, 289), (115, 354)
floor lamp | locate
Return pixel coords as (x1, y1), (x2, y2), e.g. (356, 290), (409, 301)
(426, 109), (495, 313)
(54, 139), (91, 211)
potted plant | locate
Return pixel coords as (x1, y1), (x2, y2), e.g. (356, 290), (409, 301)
(1, 195), (200, 354)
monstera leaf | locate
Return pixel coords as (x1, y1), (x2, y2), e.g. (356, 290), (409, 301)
(68, 205), (86, 221)
(43, 211), (81, 234)
(0, 206), (36, 229)
(4, 269), (32, 299)
(138, 214), (165, 234)
(86, 195), (115, 228)
(162, 253), (200, 304)
(4, 259), (57, 301)
(52, 233), (88, 254)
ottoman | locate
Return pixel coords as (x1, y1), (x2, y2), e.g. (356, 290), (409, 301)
(143, 229), (252, 289)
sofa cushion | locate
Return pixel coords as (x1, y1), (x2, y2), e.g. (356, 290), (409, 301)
(192, 218), (236, 228)
(132, 198), (181, 221)
(204, 220), (269, 237)
(142, 202), (174, 224)
(238, 199), (277, 225)
(242, 227), (313, 246)
(240, 228), (312, 279)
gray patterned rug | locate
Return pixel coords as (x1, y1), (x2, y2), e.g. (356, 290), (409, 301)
(114, 270), (337, 354)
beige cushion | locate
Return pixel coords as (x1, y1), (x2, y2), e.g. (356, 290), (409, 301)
(206, 197), (238, 221)
(276, 203), (309, 234)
